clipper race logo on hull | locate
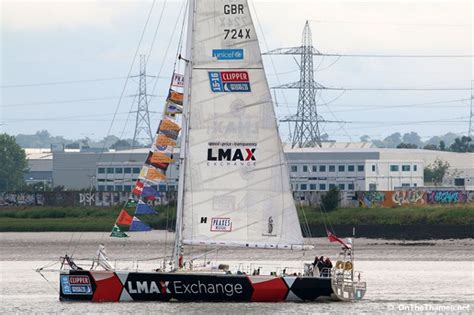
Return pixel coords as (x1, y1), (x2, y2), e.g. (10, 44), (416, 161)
(212, 49), (244, 60)
(207, 142), (256, 166)
(209, 71), (251, 92)
(60, 275), (92, 295)
(210, 217), (232, 232)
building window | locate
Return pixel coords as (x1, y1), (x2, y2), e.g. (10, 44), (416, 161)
(401, 183), (410, 187)
(98, 185), (105, 191)
(291, 165), (297, 172)
(454, 178), (465, 186)
(310, 184), (316, 190)
(106, 167), (114, 174)
(329, 165), (335, 172)
(319, 165), (326, 172)
(348, 165), (355, 172)
(329, 183), (336, 189)
(390, 165), (399, 172)
(348, 183), (354, 190)
(414, 165), (418, 172)
(133, 167), (141, 174)
(168, 185), (176, 192)
(369, 183), (377, 191)
(115, 167), (123, 174)
(124, 185), (132, 192)
(124, 167), (132, 174)
(300, 184), (307, 190)
(107, 185), (114, 191)
(312, 165), (317, 172)
(371, 165), (376, 172)
(319, 184), (326, 190)
(413, 183), (417, 187)
(338, 183), (345, 190)
(402, 165), (410, 172)
(338, 165), (345, 172)
(115, 185), (123, 191)
(303, 165), (308, 172)
(357, 165), (364, 172)
(98, 168), (105, 174)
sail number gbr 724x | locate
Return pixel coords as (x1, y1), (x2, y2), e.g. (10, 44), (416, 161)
(224, 28), (251, 40)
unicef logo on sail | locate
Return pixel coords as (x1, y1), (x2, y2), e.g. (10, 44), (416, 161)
(212, 49), (244, 60)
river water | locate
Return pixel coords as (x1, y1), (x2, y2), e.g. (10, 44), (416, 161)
(1, 232), (473, 314)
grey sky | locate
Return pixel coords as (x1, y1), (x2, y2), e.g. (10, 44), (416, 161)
(1, 0), (472, 143)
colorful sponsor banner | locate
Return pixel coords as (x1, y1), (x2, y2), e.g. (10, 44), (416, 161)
(164, 102), (183, 115)
(139, 166), (167, 182)
(129, 216), (152, 231)
(212, 49), (244, 60)
(171, 72), (184, 88)
(167, 90), (184, 106)
(110, 224), (128, 238)
(60, 275), (93, 295)
(135, 200), (158, 215)
(208, 71), (251, 92)
(159, 118), (181, 132)
(132, 181), (144, 196)
(210, 217), (232, 232)
(155, 134), (177, 147)
(116, 209), (133, 225)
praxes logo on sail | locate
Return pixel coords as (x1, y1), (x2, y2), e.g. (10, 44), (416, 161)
(207, 142), (256, 167)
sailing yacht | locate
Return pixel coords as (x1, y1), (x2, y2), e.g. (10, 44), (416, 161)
(57, 0), (366, 302)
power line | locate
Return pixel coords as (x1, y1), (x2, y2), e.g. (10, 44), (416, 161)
(1, 76), (138, 88)
(310, 19), (472, 28)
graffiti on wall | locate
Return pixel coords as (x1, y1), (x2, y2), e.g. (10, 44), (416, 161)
(358, 191), (385, 208)
(358, 190), (470, 208)
(0, 191), (174, 207)
(426, 191), (468, 204)
(391, 190), (425, 206)
(0, 192), (44, 206)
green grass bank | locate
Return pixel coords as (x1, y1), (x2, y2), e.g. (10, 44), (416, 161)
(0, 204), (472, 234)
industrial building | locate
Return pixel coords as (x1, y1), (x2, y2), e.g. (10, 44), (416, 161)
(23, 144), (473, 192)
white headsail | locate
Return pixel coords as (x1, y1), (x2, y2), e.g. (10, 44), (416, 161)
(180, 0), (306, 249)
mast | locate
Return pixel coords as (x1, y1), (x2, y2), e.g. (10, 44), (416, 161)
(172, 0), (195, 270)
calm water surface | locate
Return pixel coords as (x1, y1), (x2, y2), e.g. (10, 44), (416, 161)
(1, 232), (473, 314)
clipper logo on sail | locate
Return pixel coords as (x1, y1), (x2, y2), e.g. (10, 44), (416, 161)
(210, 218), (232, 232)
(208, 71), (251, 92)
(212, 49), (244, 60)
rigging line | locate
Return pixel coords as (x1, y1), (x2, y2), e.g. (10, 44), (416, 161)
(249, 0), (292, 119)
(68, 1), (159, 257)
(319, 53), (473, 58)
(319, 93), (352, 141)
(310, 19), (472, 27)
(148, 0), (186, 107)
(276, 97), (472, 108)
(97, 0), (158, 165)
(1, 96), (121, 108)
(145, 0), (168, 67)
(98, 0), (159, 193)
(0, 76), (129, 88)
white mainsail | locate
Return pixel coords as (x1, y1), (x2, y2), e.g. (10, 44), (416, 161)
(180, 0), (305, 249)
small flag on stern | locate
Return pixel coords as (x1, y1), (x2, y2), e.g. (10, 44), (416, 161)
(116, 209), (133, 225)
(135, 200), (158, 215)
(326, 230), (351, 249)
(129, 216), (152, 232)
(110, 224), (128, 238)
